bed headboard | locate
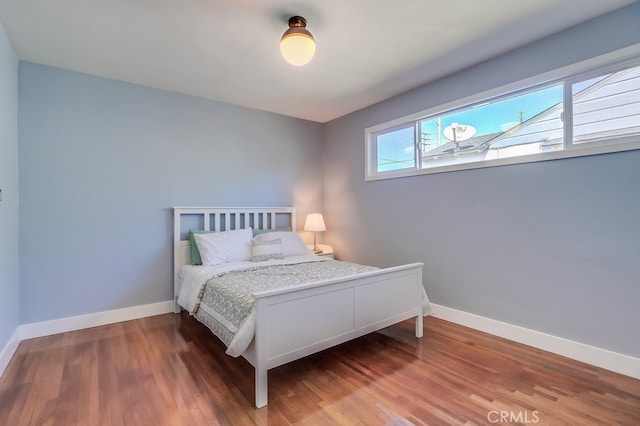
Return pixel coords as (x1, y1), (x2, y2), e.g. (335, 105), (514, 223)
(172, 206), (296, 311)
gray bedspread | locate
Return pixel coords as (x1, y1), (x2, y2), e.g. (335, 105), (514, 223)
(192, 260), (378, 356)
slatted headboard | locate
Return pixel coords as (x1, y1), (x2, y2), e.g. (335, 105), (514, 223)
(172, 206), (296, 312)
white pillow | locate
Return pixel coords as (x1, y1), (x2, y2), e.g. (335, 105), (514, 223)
(251, 237), (284, 262)
(193, 228), (253, 266)
(253, 231), (312, 257)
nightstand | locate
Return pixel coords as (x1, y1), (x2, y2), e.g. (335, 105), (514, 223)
(307, 244), (334, 259)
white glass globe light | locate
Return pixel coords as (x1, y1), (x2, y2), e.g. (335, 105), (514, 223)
(280, 16), (315, 66)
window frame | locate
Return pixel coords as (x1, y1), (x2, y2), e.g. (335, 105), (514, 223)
(365, 45), (640, 181)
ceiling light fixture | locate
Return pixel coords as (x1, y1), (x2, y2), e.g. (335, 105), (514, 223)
(280, 16), (315, 66)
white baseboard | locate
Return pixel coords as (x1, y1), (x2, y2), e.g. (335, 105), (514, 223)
(18, 300), (175, 340)
(430, 303), (640, 380)
(4, 301), (638, 382)
(0, 301), (174, 379)
(0, 328), (21, 377)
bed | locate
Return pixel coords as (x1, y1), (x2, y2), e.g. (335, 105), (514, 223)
(173, 206), (429, 408)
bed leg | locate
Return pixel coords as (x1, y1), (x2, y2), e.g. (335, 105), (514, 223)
(416, 313), (423, 338)
(255, 367), (268, 408)
(173, 297), (181, 314)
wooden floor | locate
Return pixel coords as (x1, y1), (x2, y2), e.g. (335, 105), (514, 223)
(1, 313), (639, 425)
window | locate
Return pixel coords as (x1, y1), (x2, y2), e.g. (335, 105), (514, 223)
(366, 53), (640, 181)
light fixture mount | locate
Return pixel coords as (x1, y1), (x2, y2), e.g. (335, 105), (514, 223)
(280, 15), (316, 66)
(288, 16), (307, 29)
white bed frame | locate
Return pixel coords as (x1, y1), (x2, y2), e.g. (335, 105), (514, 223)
(173, 207), (425, 408)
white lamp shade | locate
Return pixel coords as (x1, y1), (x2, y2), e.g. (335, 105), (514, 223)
(280, 33), (315, 66)
(304, 213), (326, 232)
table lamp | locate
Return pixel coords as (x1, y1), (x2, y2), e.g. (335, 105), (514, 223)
(304, 213), (326, 254)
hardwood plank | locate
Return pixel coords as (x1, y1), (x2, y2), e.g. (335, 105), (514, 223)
(1, 313), (638, 425)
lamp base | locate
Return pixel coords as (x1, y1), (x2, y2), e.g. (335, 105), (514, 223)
(312, 234), (323, 254)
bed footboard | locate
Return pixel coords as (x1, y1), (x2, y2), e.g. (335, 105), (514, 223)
(250, 262), (424, 408)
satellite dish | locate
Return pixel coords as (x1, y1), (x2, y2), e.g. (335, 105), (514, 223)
(443, 123), (477, 142)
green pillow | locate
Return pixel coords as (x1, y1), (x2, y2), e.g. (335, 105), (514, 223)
(252, 227), (292, 237)
(189, 229), (215, 265)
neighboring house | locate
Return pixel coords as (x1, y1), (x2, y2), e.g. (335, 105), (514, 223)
(488, 65), (640, 158)
(423, 65), (640, 163)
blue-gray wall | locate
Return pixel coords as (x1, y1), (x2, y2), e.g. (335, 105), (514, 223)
(18, 63), (323, 323)
(0, 23), (19, 351)
(323, 4), (640, 357)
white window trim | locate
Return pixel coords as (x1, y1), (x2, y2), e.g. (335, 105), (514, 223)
(365, 44), (640, 181)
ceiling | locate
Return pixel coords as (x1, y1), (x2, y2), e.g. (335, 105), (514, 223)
(0, 0), (636, 123)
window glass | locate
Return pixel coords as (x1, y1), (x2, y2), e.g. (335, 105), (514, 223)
(418, 85), (564, 166)
(484, 84), (564, 159)
(572, 66), (640, 144)
(376, 126), (415, 172)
